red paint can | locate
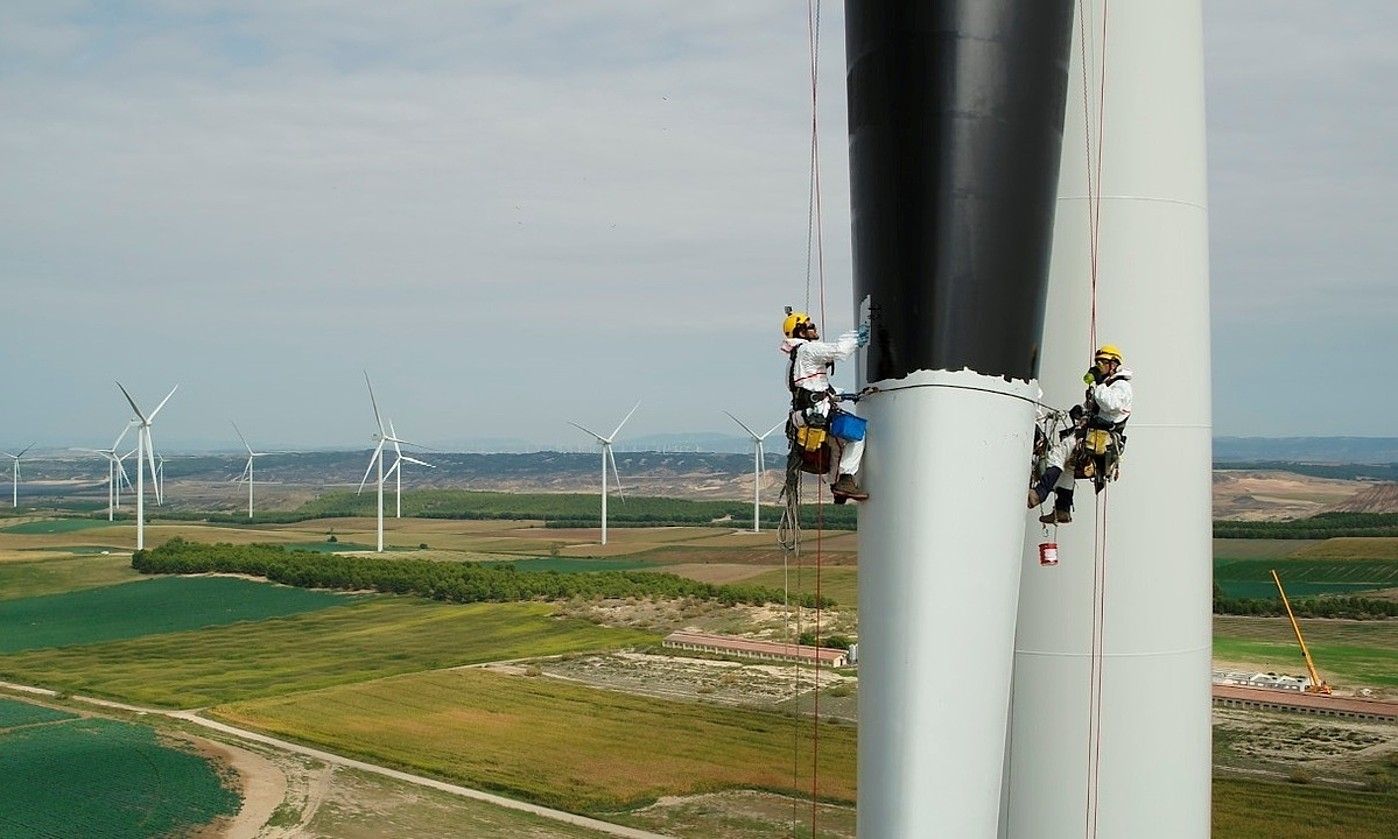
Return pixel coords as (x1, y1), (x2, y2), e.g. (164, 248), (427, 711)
(1038, 541), (1059, 566)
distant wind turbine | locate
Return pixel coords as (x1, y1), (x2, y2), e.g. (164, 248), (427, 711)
(2, 443), (36, 508)
(723, 412), (784, 533)
(116, 383), (177, 550)
(384, 419), (434, 519)
(568, 401), (640, 546)
(357, 373), (431, 552)
(70, 423), (135, 521)
(231, 421), (285, 519)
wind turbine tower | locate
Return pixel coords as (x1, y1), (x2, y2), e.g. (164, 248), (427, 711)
(2, 444), (35, 508)
(568, 401), (640, 546)
(357, 373), (430, 552)
(723, 412), (783, 533)
(231, 421), (275, 519)
(116, 383), (177, 551)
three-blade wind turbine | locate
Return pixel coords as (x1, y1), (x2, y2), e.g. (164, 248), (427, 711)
(568, 401), (640, 546)
(357, 373), (431, 552)
(116, 383), (177, 550)
(723, 412), (784, 533)
(71, 423), (135, 521)
(383, 419), (434, 519)
(231, 421), (281, 519)
(1, 443), (36, 508)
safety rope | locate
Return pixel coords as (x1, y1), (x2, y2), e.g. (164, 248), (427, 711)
(1077, 2), (1111, 837)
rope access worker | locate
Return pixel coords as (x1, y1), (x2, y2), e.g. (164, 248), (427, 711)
(1028, 344), (1133, 523)
(779, 310), (870, 502)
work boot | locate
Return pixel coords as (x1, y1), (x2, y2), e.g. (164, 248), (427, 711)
(831, 474), (869, 501)
(1038, 508), (1072, 525)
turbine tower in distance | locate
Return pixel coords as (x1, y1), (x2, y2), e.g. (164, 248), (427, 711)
(70, 422), (135, 522)
(383, 419), (433, 519)
(723, 412), (783, 533)
(115, 383), (177, 550)
(357, 372), (430, 552)
(1, 444), (36, 508)
(231, 421), (284, 519)
(568, 401), (640, 546)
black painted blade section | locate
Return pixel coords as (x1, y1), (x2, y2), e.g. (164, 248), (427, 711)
(846, 1), (1075, 383)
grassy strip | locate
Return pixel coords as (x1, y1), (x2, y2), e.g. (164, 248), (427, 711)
(132, 539), (833, 607)
(1213, 777), (1396, 839)
(0, 600), (654, 707)
(214, 668), (856, 813)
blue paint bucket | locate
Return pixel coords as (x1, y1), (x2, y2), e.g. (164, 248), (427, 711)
(829, 410), (867, 441)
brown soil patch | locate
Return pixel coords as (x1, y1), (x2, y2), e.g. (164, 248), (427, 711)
(1213, 471), (1368, 521)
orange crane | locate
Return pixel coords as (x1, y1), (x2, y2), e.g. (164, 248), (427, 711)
(1270, 569), (1333, 695)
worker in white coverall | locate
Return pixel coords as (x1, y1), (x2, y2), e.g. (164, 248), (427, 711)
(1028, 344), (1133, 523)
(779, 311), (870, 501)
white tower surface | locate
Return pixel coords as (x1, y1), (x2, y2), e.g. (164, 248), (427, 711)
(1004, 2), (1212, 837)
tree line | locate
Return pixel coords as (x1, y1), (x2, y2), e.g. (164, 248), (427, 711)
(132, 539), (834, 608)
(1212, 583), (1398, 620)
(1214, 512), (1398, 539)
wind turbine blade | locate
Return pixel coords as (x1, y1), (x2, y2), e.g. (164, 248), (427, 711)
(608, 400), (642, 441)
(145, 428), (161, 504)
(16, 443), (35, 459)
(117, 456), (133, 490)
(0, 452), (13, 459)
(357, 441), (385, 494)
(384, 457), (401, 480)
(112, 422), (133, 451)
(364, 371), (385, 434)
(722, 411), (759, 440)
(147, 386), (178, 422)
(567, 421), (607, 443)
(231, 421), (254, 454)
(609, 447), (626, 503)
(759, 420), (785, 440)
(402, 456), (433, 468)
(388, 421), (404, 460)
(70, 448), (106, 454)
(115, 382), (148, 424)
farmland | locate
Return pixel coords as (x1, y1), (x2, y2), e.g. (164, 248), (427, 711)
(0, 598), (655, 707)
(1214, 777), (1397, 839)
(0, 575), (355, 653)
(213, 667), (857, 813)
(1213, 616), (1398, 690)
(0, 708), (238, 838)
(0, 553), (139, 600)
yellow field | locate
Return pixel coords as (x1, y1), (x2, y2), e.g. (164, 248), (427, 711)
(214, 667), (856, 813)
(1291, 537), (1398, 560)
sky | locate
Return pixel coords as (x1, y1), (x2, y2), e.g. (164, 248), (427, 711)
(1, 1), (1394, 452)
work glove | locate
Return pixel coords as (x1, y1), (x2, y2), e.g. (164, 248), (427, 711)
(1083, 366), (1104, 385)
(855, 323), (871, 348)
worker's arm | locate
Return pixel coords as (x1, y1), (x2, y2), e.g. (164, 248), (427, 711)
(1091, 378), (1133, 418)
(802, 331), (861, 365)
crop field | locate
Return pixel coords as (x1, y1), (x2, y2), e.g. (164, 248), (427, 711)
(214, 667), (856, 813)
(0, 554), (139, 600)
(1213, 616), (1398, 688)
(0, 518), (119, 535)
(0, 599), (655, 707)
(1293, 537), (1398, 560)
(1214, 777), (1397, 839)
(0, 697), (77, 728)
(0, 714), (239, 838)
(1213, 544), (1398, 598)
(0, 576), (354, 653)
(743, 566), (859, 609)
(487, 556), (674, 573)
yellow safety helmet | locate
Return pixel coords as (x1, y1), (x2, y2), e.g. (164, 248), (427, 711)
(782, 310), (814, 338)
(1094, 344), (1124, 364)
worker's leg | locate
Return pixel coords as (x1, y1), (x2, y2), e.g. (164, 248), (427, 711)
(837, 436), (864, 476)
(1029, 466), (1062, 507)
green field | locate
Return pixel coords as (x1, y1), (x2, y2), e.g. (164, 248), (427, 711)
(744, 566), (859, 609)
(0, 555), (140, 600)
(0, 576), (354, 653)
(1213, 546), (1398, 598)
(0, 599), (655, 707)
(0, 519), (118, 535)
(0, 697), (77, 729)
(215, 667), (856, 813)
(1213, 616), (1398, 688)
(1214, 777), (1396, 839)
(0, 713), (238, 838)
(488, 556), (671, 573)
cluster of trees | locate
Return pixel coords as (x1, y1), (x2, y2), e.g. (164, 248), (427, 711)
(133, 539), (833, 608)
(1212, 583), (1398, 619)
(1214, 512), (1398, 539)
